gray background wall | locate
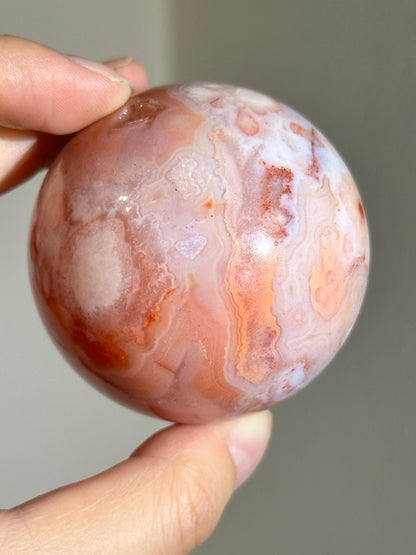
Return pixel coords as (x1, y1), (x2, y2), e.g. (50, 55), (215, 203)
(1, 1), (415, 554)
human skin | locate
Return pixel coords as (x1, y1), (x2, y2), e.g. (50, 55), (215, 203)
(0, 36), (272, 554)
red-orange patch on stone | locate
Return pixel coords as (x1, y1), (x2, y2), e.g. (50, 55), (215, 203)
(259, 163), (294, 240)
(71, 327), (128, 371)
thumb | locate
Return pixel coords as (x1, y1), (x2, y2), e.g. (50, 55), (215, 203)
(2, 411), (272, 555)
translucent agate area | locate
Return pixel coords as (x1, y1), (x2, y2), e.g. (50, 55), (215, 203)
(29, 83), (370, 423)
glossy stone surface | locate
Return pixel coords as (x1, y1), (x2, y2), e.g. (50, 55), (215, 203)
(29, 83), (370, 423)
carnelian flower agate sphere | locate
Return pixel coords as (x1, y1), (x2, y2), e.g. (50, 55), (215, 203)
(29, 83), (369, 423)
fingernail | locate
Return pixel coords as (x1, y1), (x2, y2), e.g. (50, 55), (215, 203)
(226, 411), (273, 490)
(68, 55), (134, 91)
(104, 56), (134, 71)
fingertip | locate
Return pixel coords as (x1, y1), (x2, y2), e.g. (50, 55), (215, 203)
(67, 55), (135, 90)
(131, 411), (273, 492)
(104, 57), (149, 93)
(214, 411), (273, 490)
(0, 36), (146, 135)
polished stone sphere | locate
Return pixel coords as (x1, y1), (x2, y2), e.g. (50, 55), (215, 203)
(29, 83), (370, 423)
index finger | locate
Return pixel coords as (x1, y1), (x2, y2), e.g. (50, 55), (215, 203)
(0, 36), (148, 193)
(0, 35), (148, 134)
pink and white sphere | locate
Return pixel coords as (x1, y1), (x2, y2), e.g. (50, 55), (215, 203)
(29, 83), (370, 423)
